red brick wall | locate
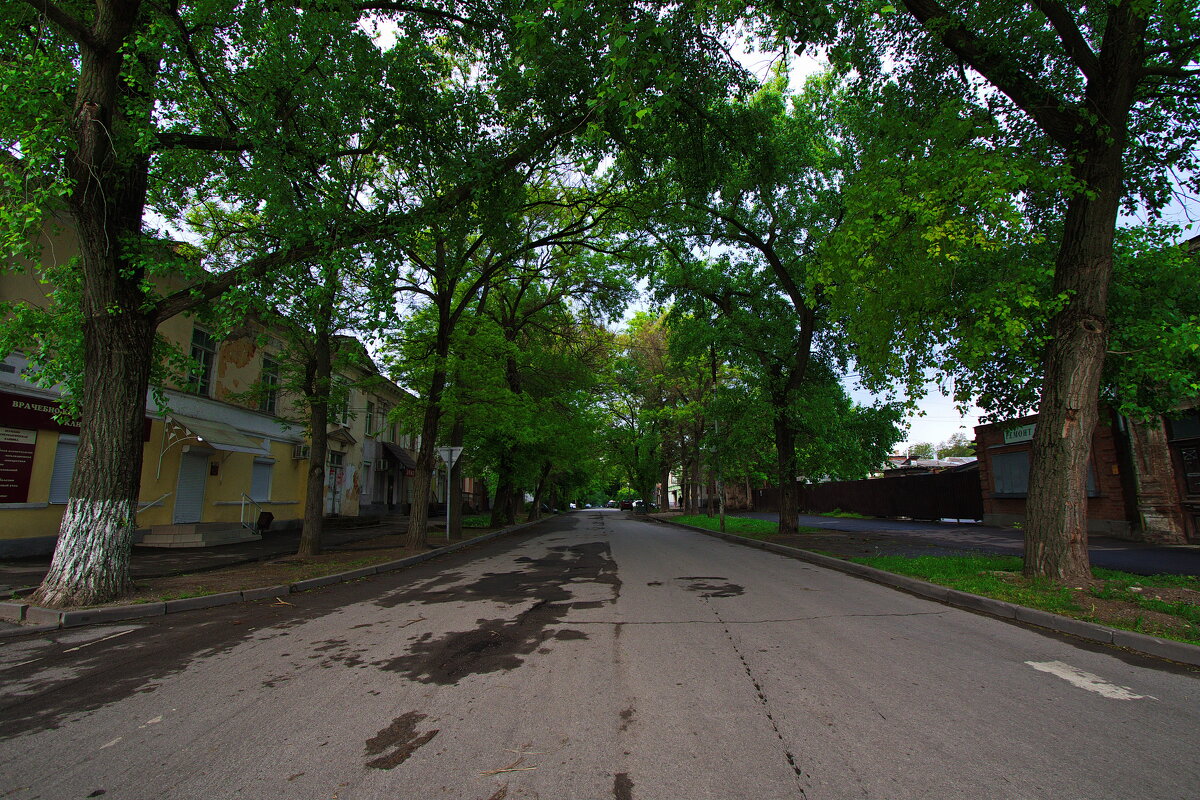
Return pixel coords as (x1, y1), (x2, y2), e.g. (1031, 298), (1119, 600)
(975, 410), (1133, 533)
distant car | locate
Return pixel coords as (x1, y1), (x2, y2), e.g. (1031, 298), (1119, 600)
(632, 500), (658, 512)
(606, 500), (618, 508)
(619, 500), (634, 510)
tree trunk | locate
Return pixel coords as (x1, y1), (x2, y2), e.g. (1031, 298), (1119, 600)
(298, 324), (333, 557)
(528, 461), (551, 520)
(489, 450), (518, 526)
(659, 461), (670, 512)
(34, 3), (154, 607)
(448, 417), (465, 539)
(405, 394), (442, 549)
(405, 328), (448, 548)
(1024, 144), (1125, 582)
(33, 312), (155, 607)
(774, 407), (799, 536)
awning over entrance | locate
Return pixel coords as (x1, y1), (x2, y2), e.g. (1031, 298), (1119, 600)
(167, 414), (270, 456)
(380, 442), (418, 470)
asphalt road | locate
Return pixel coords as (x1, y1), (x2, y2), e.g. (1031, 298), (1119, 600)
(1, 511), (1197, 800)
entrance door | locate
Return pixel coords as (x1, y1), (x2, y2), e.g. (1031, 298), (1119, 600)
(174, 451), (209, 523)
(1172, 441), (1200, 541)
(324, 453), (344, 515)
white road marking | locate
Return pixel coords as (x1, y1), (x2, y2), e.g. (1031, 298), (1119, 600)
(99, 737), (122, 750)
(1025, 660), (1156, 701)
(62, 627), (137, 653)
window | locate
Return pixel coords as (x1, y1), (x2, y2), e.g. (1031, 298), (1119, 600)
(250, 459), (273, 501)
(991, 452), (1030, 496)
(327, 450), (343, 467)
(330, 379), (351, 426)
(189, 328), (217, 396)
(365, 400), (376, 435)
(259, 357), (279, 415)
(992, 450), (1098, 497)
(48, 435), (79, 504)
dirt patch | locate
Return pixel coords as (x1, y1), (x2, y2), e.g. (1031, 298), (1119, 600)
(365, 711), (439, 769)
(614, 773), (634, 800)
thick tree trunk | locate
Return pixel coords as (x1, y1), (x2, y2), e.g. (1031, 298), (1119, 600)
(774, 408), (799, 536)
(33, 312), (155, 607)
(34, 3), (153, 607)
(405, 395), (442, 549)
(405, 324), (448, 548)
(298, 327), (333, 557)
(1024, 146), (1125, 583)
(489, 450), (518, 527)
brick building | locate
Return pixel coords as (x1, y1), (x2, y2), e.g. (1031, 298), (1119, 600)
(975, 408), (1197, 543)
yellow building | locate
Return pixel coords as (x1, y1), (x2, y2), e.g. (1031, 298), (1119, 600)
(1, 223), (421, 556)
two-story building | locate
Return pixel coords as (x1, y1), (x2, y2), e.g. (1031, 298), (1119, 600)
(0, 221), (423, 555)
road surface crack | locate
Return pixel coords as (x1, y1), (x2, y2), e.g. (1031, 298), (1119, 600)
(705, 598), (809, 798)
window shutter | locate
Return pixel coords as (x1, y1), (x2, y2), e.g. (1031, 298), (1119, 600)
(48, 436), (79, 504)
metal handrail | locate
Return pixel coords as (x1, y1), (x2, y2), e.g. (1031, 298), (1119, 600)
(137, 492), (171, 513)
(241, 493), (264, 533)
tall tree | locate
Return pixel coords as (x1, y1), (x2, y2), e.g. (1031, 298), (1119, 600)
(766, 0), (1200, 581)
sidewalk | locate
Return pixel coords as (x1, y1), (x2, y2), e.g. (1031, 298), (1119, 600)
(729, 511), (1200, 576)
(0, 518), (426, 595)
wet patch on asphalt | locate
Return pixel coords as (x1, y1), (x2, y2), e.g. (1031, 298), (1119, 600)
(677, 576), (745, 598)
(375, 542), (619, 684)
(619, 706), (635, 732)
(364, 711), (439, 769)
(614, 772), (634, 800)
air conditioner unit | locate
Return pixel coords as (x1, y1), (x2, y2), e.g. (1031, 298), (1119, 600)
(292, 445), (311, 460)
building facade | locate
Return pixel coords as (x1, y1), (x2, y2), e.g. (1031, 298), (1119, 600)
(0, 224), (423, 555)
(974, 409), (1198, 543)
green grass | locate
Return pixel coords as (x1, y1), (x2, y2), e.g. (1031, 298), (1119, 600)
(846, 554), (1200, 644)
(847, 554), (1080, 614)
(675, 514), (821, 538)
(818, 509), (871, 519)
(460, 514), (494, 528)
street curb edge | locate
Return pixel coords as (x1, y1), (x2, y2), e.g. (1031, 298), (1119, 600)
(1, 516), (554, 638)
(661, 518), (1200, 669)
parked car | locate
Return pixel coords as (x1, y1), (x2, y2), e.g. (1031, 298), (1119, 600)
(632, 500), (658, 512)
(619, 500), (634, 510)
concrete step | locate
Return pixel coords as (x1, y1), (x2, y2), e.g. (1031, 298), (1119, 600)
(137, 524), (262, 549)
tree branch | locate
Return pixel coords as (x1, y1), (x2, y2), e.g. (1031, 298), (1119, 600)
(22, 0), (95, 49)
(1031, 0), (1101, 82)
(899, 0), (1082, 147)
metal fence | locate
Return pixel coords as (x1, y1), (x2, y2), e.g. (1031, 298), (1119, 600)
(753, 468), (984, 521)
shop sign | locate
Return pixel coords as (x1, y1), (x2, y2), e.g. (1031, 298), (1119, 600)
(0, 427), (36, 503)
(1003, 424), (1035, 444)
(0, 390), (78, 433)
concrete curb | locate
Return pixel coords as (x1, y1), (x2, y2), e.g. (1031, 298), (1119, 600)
(0, 517), (552, 639)
(662, 518), (1200, 669)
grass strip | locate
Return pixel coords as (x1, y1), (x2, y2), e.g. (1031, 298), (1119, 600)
(674, 514), (821, 539)
(847, 554), (1200, 645)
